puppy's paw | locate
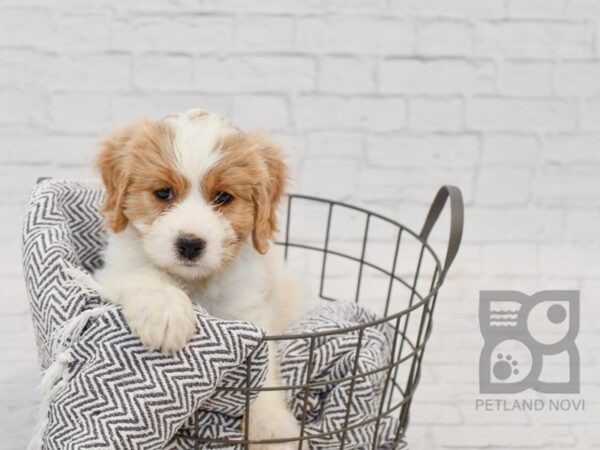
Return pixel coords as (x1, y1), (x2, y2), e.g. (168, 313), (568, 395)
(122, 285), (196, 354)
(248, 402), (300, 449)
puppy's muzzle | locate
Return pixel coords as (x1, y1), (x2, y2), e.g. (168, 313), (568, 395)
(175, 234), (206, 262)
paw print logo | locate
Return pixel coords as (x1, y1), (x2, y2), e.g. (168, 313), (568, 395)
(493, 354), (518, 380)
(479, 291), (579, 394)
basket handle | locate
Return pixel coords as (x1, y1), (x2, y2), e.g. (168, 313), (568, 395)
(419, 186), (464, 278)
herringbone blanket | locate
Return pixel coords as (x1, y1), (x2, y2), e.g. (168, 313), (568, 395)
(23, 179), (404, 449)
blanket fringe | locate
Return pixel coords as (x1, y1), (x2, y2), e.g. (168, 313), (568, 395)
(63, 264), (106, 298)
(28, 264), (113, 450)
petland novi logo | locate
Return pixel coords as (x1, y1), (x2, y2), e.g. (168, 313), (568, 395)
(479, 290), (580, 394)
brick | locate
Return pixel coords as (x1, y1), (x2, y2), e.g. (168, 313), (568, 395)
(0, 374), (39, 404)
(134, 54), (193, 90)
(0, 362), (38, 387)
(112, 93), (232, 124)
(195, 56), (316, 92)
(49, 0), (114, 11)
(0, 163), (94, 209)
(475, 167), (531, 206)
(0, 206), (27, 246)
(0, 90), (45, 125)
(307, 132), (363, 158)
(409, 97), (464, 131)
(538, 277), (582, 292)
(0, 49), (54, 88)
(294, 96), (407, 131)
(0, 8), (53, 47)
(0, 406), (37, 447)
(297, 159), (360, 200)
(565, 210), (600, 242)
(460, 404), (536, 425)
(542, 134), (600, 165)
(567, 426), (600, 447)
(417, 20), (474, 55)
(581, 281), (600, 314)
(111, 16), (233, 52)
(297, 17), (415, 54)
(534, 167), (600, 207)
(567, 0), (600, 17)
(0, 135), (98, 165)
(425, 345), (479, 365)
(465, 208), (562, 243)
(508, 0), (567, 18)
(410, 403), (462, 425)
(556, 62), (600, 95)
(580, 99), (600, 131)
(232, 95), (289, 130)
(482, 244), (538, 276)
(380, 59), (495, 94)
(50, 93), (111, 132)
(472, 275), (546, 297)
(478, 22), (591, 58)
(500, 61), (554, 96)
(318, 57), (375, 94)
(389, 0), (507, 18)
(541, 245), (600, 277)
(413, 379), (477, 403)
(0, 0), (49, 5)
(434, 363), (493, 388)
(48, 53), (132, 90)
(357, 167), (476, 205)
(54, 13), (110, 49)
(115, 0), (205, 13)
(367, 134), (479, 168)
(468, 97), (577, 132)
(404, 425), (435, 449)
(234, 16), (294, 51)
(194, 0), (322, 14)
(324, 0), (389, 13)
(0, 163), (38, 207)
(482, 134), (538, 165)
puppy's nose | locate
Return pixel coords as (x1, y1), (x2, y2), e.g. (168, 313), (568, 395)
(175, 235), (206, 261)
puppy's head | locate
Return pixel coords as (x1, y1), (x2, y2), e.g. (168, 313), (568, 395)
(96, 109), (287, 280)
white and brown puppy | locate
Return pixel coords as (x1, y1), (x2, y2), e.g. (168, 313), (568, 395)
(94, 109), (307, 448)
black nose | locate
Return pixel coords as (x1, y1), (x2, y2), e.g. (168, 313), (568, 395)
(175, 235), (206, 261)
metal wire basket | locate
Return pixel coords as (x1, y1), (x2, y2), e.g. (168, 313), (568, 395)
(193, 186), (464, 449)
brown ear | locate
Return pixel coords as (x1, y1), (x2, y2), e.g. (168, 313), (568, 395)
(95, 124), (135, 232)
(250, 132), (288, 254)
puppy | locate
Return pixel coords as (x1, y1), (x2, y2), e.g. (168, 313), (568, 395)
(94, 109), (309, 448)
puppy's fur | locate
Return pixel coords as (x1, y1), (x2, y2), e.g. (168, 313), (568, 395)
(94, 110), (309, 448)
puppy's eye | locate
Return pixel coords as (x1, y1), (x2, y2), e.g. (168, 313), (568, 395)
(213, 191), (234, 206)
(154, 187), (173, 201)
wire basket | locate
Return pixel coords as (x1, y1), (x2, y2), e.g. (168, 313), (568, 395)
(192, 186), (464, 449)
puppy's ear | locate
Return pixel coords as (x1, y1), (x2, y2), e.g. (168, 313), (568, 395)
(95, 124), (136, 232)
(250, 132), (288, 255)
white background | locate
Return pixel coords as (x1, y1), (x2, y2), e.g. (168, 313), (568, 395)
(1, 0), (600, 448)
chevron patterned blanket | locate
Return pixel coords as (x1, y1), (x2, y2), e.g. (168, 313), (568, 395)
(23, 179), (403, 449)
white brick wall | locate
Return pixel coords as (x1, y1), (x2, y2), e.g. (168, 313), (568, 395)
(1, 1), (599, 449)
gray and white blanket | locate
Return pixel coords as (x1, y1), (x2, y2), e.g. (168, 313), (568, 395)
(22, 179), (404, 449)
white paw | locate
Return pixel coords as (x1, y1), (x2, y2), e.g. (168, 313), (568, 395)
(248, 402), (300, 449)
(121, 284), (196, 354)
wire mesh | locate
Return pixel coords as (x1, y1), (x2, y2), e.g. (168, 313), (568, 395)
(192, 190), (462, 449)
